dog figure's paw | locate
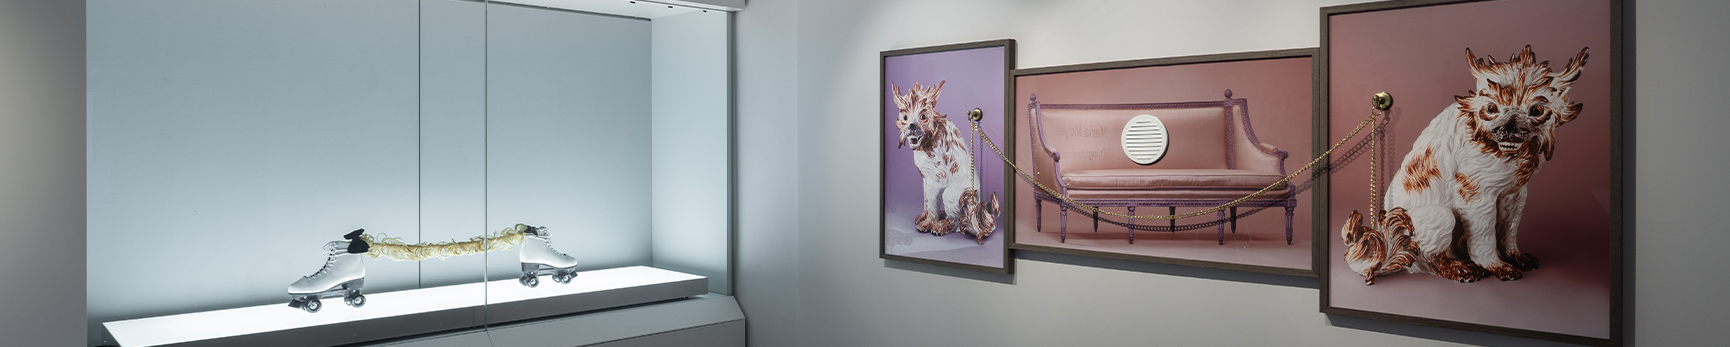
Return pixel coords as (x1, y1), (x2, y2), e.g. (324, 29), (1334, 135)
(1504, 251), (1540, 272)
(914, 211), (935, 233)
(1483, 262), (1523, 281)
(1360, 268), (1379, 285)
(1430, 258), (1487, 283)
(928, 219), (954, 236)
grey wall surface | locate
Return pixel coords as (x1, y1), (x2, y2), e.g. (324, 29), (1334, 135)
(383, 296), (745, 347)
(482, 3), (654, 283)
(0, 0), (86, 346)
(651, 10), (733, 295)
(730, 0), (1730, 346)
(86, 1), (424, 344)
(1629, 1), (1730, 345)
(732, 0), (803, 346)
(587, 320), (745, 347)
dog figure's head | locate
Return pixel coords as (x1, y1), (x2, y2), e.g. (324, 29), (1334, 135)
(1454, 46), (1589, 162)
(891, 81), (946, 150)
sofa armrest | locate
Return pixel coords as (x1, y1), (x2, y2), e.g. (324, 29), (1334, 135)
(1029, 141), (1064, 195)
(1258, 143), (1285, 157)
(1229, 100), (1291, 176)
(1234, 137), (1288, 176)
(1027, 100), (1066, 194)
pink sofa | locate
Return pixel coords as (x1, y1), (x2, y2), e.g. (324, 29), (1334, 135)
(1027, 90), (1295, 245)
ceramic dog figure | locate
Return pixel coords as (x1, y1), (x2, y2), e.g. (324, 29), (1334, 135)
(1342, 46), (1588, 284)
(892, 81), (1001, 244)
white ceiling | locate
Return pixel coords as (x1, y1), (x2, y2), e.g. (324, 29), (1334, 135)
(495, 0), (720, 19)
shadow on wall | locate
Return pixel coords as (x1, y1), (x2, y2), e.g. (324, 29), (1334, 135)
(885, 250), (1315, 288)
(1016, 250), (1316, 288)
(883, 259), (1015, 285)
(1326, 314), (1584, 347)
(1021, 248), (1611, 346)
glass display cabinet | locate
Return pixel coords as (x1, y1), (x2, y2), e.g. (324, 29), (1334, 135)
(85, 1), (734, 346)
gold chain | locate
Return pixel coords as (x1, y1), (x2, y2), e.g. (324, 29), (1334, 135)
(969, 124), (979, 192)
(968, 110), (1380, 221)
(1370, 111), (1379, 223)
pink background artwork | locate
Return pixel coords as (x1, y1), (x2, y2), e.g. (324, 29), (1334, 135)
(1326, 0), (1614, 339)
(1014, 56), (1315, 271)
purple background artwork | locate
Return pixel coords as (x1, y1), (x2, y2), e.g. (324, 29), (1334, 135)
(882, 46), (1007, 269)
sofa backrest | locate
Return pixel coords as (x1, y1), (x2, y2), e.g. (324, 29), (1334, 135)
(1033, 104), (1231, 172)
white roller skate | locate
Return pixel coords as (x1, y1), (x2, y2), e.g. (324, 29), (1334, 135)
(287, 229), (369, 313)
(518, 225), (579, 288)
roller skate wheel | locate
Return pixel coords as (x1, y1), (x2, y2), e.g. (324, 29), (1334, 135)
(519, 275), (539, 288)
(302, 298), (322, 313)
(345, 293), (366, 308)
(554, 273), (573, 284)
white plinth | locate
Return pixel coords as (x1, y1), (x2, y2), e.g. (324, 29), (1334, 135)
(104, 266), (707, 347)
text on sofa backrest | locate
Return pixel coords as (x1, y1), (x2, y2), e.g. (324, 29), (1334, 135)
(1036, 106), (1229, 172)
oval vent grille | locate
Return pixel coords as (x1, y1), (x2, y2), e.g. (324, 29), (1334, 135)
(1121, 114), (1168, 165)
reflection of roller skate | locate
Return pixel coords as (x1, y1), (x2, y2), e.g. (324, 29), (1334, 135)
(287, 229), (370, 313)
(518, 225), (578, 288)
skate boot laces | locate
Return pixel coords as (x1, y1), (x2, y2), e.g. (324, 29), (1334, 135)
(306, 256), (337, 280)
(530, 227), (569, 257)
(539, 237), (569, 258)
(306, 241), (349, 280)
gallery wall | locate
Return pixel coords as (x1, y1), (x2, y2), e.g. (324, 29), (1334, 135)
(732, 0), (1730, 346)
(0, 0), (86, 346)
(732, 0), (805, 346)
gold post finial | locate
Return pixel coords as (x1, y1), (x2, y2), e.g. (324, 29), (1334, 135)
(1372, 92), (1394, 111)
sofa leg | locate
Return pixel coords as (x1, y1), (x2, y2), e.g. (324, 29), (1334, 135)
(1168, 206), (1177, 232)
(1059, 204), (1068, 243)
(1230, 207), (1238, 234)
(1126, 206), (1136, 244)
(1217, 210), (1226, 245)
(1036, 200), (1043, 233)
(1285, 205), (1295, 245)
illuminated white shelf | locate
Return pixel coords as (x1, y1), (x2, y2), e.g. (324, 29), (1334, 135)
(104, 266), (707, 347)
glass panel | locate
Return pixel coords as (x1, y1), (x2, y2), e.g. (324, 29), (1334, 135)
(479, 0), (732, 328)
(646, 6), (733, 296)
(481, 2), (655, 324)
(418, 0), (490, 291)
(85, 0), (731, 344)
(86, 0), (487, 346)
(482, 0), (655, 286)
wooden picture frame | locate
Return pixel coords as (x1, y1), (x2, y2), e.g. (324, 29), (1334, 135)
(879, 39), (1017, 274)
(1317, 1), (1623, 345)
(1008, 48), (1322, 277)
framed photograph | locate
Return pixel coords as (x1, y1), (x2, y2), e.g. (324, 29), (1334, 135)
(880, 39), (1016, 274)
(1009, 49), (1320, 277)
(1318, 0), (1623, 345)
